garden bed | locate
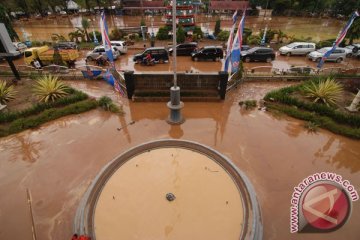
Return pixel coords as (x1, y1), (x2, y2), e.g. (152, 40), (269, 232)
(0, 78), (122, 138)
(264, 78), (360, 139)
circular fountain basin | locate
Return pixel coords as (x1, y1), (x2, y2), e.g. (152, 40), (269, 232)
(75, 140), (262, 239)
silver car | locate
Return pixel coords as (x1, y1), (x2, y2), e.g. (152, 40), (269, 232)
(279, 42), (316, 56)
(86, 46), (119, 61)
(343, 44), (360, 58)
(307, 47), (346, 63)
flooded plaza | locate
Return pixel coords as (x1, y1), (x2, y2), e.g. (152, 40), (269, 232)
(0, 80), (359, 239)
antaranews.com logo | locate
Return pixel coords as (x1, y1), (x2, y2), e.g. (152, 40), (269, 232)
(290, 172), (359, 233)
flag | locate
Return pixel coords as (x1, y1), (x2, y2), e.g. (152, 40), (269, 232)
(317, 11), (359, 69)
(230, 11), (246, 74)
(100, 12), (115, 69)
(224, 10), (238, 73)
(261, 26), (267, 46)
(114, 78), (126, 96)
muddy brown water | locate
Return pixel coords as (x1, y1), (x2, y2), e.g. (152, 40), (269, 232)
(0, 81), (359, 240)
(14, 15), (349, 42)
(94, 148), (244, 240)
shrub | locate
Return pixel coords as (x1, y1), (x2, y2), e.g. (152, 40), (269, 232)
(248, 35), (261, 45)
(110, 28), (124, 40)
(33, 75), (70, 102)
(216, 30), (230, 41)
(193, 26), (203, 39)
(0, 80), (17, 104)
(177, 25), (186, 43)
(239, 100), (257, 109)
(5, 99), (98, 137)
(89, 30), (102, 43)
(264, 81), (360, 128)
(98, 96), (122, 113)
(302, 78), (344, 106)
(156, 26), (171, 40)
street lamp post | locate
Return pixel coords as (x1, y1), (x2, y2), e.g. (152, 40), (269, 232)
(167, 0), (184, 124)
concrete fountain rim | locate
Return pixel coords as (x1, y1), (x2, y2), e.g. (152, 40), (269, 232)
(74, 139), (263, 240)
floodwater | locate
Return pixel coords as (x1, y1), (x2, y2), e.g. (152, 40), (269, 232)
(0, 81), (359, 240)
(95, 148), (244, 240)
(14, 14), (348, 42)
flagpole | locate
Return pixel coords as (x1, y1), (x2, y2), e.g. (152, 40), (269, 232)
(167, 0), (184, 124)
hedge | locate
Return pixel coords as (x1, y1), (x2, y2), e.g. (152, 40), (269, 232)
(0, 89), (88, 124)
(0, 99), (98, 137)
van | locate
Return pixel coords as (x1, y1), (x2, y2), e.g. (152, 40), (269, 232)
(133, 47), (169, 63)
(279, 42), (316, 56)
(191, 46), (223, 61)
(111, 41), (128, 54)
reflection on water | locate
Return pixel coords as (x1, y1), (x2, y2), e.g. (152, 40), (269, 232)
(0, 81), (359, 240)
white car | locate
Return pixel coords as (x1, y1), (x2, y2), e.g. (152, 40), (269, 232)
(279, 42), (316, 56)
(86, 46), (120, 61)
(111, 41), (128, 54)
(13, 42), (27, 54)
(343, 44), (360, 58)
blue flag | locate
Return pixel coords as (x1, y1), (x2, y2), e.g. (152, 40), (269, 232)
(230, 11), (245, 74)
(317, 11), (359, 69)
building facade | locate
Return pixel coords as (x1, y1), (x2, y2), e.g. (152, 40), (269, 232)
(165, 0), (195, 31)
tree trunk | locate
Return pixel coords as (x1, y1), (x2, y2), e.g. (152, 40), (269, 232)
(346, 89), (360, 112)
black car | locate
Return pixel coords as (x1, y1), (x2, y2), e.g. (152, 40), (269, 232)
(133, 47), (169, 63)
(241, 47), (275, 63)
(54, 41), (79, 50)
(168, 42), (198, 56)
(191, 46), (224, 61)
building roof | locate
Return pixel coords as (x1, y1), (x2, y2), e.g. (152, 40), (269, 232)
(209, 0), (248, 10)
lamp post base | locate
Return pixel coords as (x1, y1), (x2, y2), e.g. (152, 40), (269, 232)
(167, 86), (185, 125)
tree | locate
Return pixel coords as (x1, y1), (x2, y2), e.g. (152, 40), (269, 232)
(214, 19), (221, 36)
(81, 18), (91, 42)
(177, 25), (185, 43)
(140, 18), (146, 27)
(0, 4), (18, 41)
(346, 18), (360, 45)
(32, 0), (45, 16)
(52, 47), (65, 66)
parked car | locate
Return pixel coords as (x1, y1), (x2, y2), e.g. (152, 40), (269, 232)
(241, 45), (251, 51)
(307, 47), (346, 63)
(279, 42), (316, 56)
(86, 46), (120, 61)
(343, 43), (360, 58)
(133, 47), (169, 63)
(168, 42), (198, 56)
(241, 47), (275, 63)
(111, 41), (128, 54)
(13, 42), (27, 54)
(54, 41), (79, 50)
(191, 46), (223, 61)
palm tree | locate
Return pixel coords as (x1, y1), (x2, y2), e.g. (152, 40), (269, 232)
(81, 18), (91, 42)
